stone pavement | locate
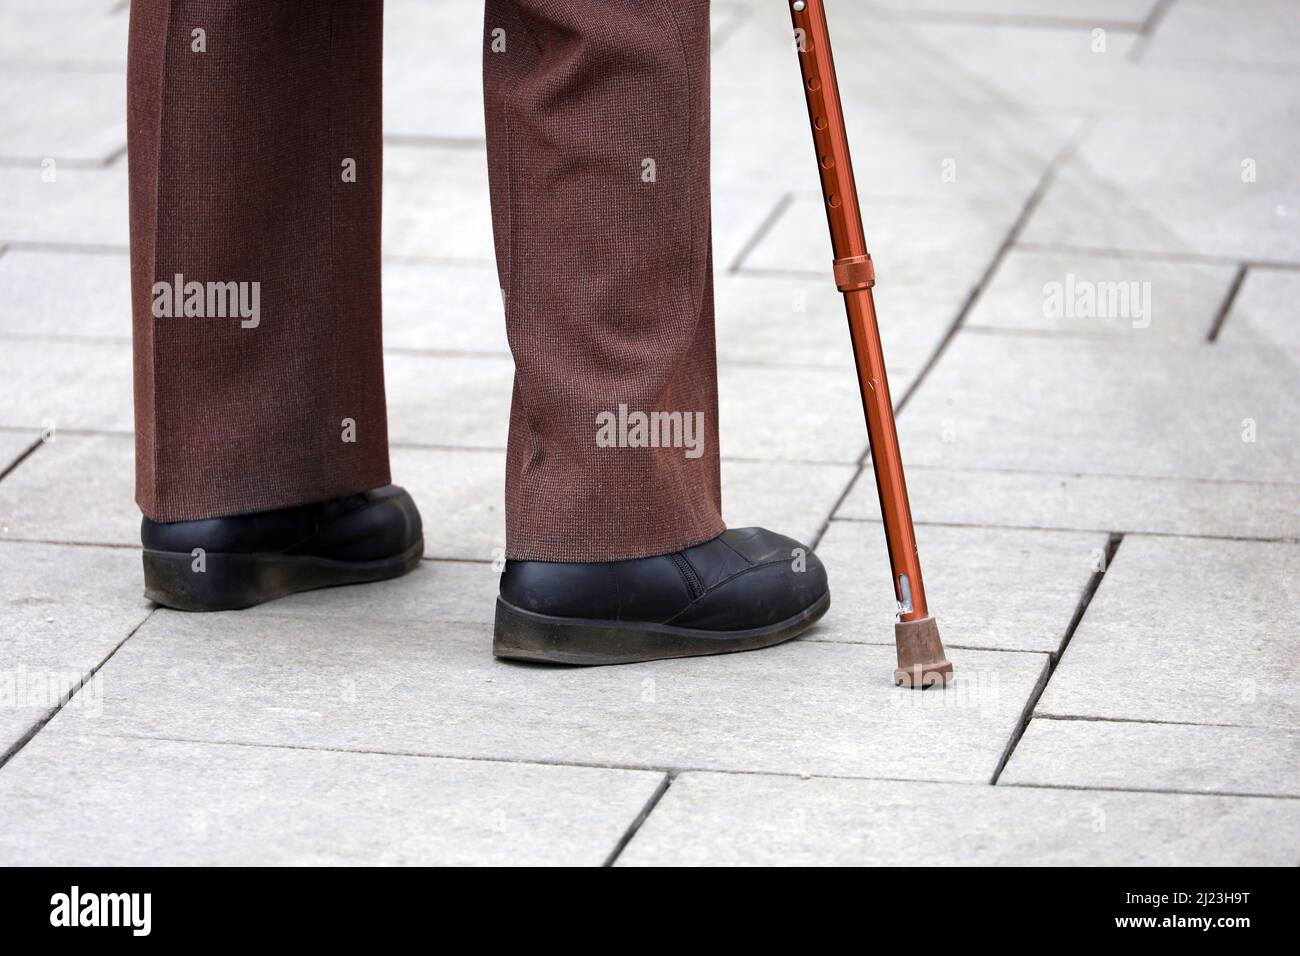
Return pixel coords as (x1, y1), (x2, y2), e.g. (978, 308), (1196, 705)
(0, 0), (1296, 866)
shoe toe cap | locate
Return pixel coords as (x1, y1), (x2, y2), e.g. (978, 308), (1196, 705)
(674, 529), (829, 631)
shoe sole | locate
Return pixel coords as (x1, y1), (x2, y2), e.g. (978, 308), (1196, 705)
(492, 589), (831, 666)
(143, 538), (425, 612)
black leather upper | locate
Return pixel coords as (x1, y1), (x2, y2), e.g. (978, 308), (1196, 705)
(500, 527), (828, 631)
(141, 485), (423, 561)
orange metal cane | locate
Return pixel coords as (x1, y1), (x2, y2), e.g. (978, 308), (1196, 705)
(788, 0), (952, 687)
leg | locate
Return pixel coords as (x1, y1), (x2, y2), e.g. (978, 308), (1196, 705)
(485, 1), (831, 663)
(483, 0), (723, 563)
(128, 0), (421, 610)
(129, 0), (389, 520)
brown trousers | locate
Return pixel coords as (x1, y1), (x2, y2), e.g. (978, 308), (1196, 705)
(128, 0), (724, 562)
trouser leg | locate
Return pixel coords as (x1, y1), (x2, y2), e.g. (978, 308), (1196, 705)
(484, 0), (724, 562)
(128, 0), (389, 521)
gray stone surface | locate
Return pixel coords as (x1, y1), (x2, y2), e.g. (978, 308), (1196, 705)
(0, 0), (126, 70)
(389, 446), (506, 561)
(617, 772), (1300, 866)
(838, 463), (1300, 540)
(382, 259), (508, 354)
(1143, 0), (1300, 70)
(895, 332), (1299, 484)
(0, 161), (127, 246)
(1220, 267), (1300, 356)
(813, 520), (1106, 654)
(711, 82), (1077, 201)
(0, 337), (132, 432)
(0, 249), (130, 340)
(714, 269), (966, 376)
(0, 70), (125, 162)
(869, 0), (1158, 20)
(57, 611), (1049, 783)
(247, 559), (499, 629)
(0, 541), (150, 754)
(743, 190), (1019, 293)
(718, 362), (875, 464)
(1022, 117), (1300, 261)
(721, 458), (855, 550)
(0, 434), (137, 546)
(385, 352), (512, 449)
(0, 730), (664, 866)
(383, 144), (494, 262)
(1003, 718), (1300, 798)
(383, 0), (484, 142)
(1037, 536), (1300, 729)
(968, 248), (1238, 340)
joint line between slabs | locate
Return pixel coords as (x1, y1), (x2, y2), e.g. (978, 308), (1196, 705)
(1206, 264), (1247, 343)
(603, 773), (674, 867)
(989, 532), (1124, 785)
(0, 607), (156, 773)
(0, 435), (44, 485)
(727, 192), (794, 274)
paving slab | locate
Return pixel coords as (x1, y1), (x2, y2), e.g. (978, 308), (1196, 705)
(1037, 535), (1300, 729)
(616, 771), (1300, 866)
(894, 331), (1300, 484)
(0, 433), (137, 546)
(1022, 118), (1300, 261)
(0, 249), (130, 340)
(384, 352), (512, 449)
(868, 0), (1158, 22)
(712, 88), (1075, 201)
(713, 186), (806, 276)
(813, 520), (1106, 654)
(389, 446), (506, 561)
(789, 14), (1300, 125)
(0, 337), (132, 432)
(714, 269), (967, 374)
(719, 362), (876, 463)
(715, 6), (1135, 116)
(244, 559), (499, 629)
(0, 0), (126, 70)
(57, 611), (1048, 783)
(0, 541), (150, 754)
(1142, 0), (1300, 70)
(0, 730), (663, 866)
(0, 70), (124, 163)
(832, 19), (1138, 115)
(1219, 267), (1300, 356)
(838, 463), (1300, 540)
(382, 259), (508, 354)
(382, 144), (495, 262)
(968, 248), (1238, 340)
(1002, 718), (1300, 798)
(722, 458), (855, 550)
(742, 190), (1019, 293)
(383, 0), (484, 143)
(0, 162), (127, 247)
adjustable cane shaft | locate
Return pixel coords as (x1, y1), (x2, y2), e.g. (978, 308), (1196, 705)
(789, 0), (951, 686)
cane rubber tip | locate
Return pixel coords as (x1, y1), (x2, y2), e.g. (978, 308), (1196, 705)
(893, 615), (953, 689)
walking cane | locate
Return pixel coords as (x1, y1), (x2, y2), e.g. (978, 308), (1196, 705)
(788, 0), (952, 687)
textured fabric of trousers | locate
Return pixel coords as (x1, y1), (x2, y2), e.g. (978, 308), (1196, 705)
(128, 0), (724, 563)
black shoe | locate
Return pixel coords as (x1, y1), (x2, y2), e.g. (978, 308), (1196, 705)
(493, 527), (830, 665)
(141, 485), (423, 611)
